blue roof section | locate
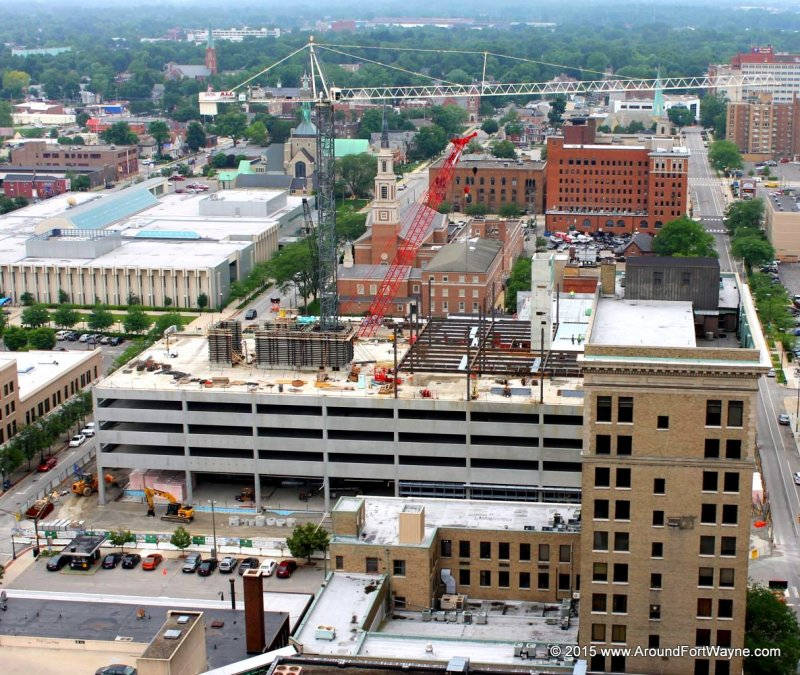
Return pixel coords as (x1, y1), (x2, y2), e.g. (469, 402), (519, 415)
(69, 188), (158, 230)
(135, 230), (200, 240)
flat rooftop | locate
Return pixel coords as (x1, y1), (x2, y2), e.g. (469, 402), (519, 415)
(768, 191), (800, 213)
(1, 349), (99, 401)
(98, 330), (584, 406)
(333, 496), (581, 547)
(589, 298), (696, 348)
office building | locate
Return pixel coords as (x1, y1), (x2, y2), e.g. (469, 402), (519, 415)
(7, 141), (138, 181)
(726, 94), (800, 159)
(710, 46), (800, 104)
(764, 188), (800, 261)
(545, 118), (689, 233)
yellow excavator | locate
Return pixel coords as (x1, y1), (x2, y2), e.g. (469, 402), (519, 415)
(144, 487), (194, 523)
(72, 471), (118, 497)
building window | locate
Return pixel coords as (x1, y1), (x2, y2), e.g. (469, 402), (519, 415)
(720, 536), (736, 556)
(612, 563), (628, 583)
(718, 599), (733, 618)
(479, 541), (491, 559)
(723, 472), (739, 493)
(613, 532), (629, 552)
(459, 540), (470, 558)
(596, 434), (611, 454)
(725, 439), (742, 460)
(393, 596), (406, 609)
(704, 439), (720, 459)
(657, 415), (669, 429)
(699, 536), (715, 556)
(393, 560), (406, 576)
(611, 624), (627, 643)
(459, 568), (471, 586)
(365, 557), (379, 573)
(518, 571), (531, 589)
(697, 598), (713, 617)
(538, 571), (550, 589)
(649, 634), (660, 649)
(612, 595), (627, 614)
(700, 503), (716, 524)
(594, 499), (609, 519)
(727, 401), (743, 427)
(519, 543), (530, 561)
(335, 555), (343, 569)
(717, 630), (732, 648)
(706, 400), (722, 426)
(654, 478), (665, 495)
(479, 570), (491, 587)
(592, 593), (607, 612)
(698, 567), (714, 587)
(559, 545), (571, 562)
(441, 539), (452, 557)
(616, 468), (631, 488)
(593, 562), (608, 582)
(594, 531), (609, 551)
(651, 542), (663, 558)
(498, 570), (510, 588)
(702, 471), (718, 491)
(498, 542), (510, 560)
(595, 467), (610, 487)
(597, 395), (612, 422)
(591, 623), (606, 642)
(538, 544), (550, 561)
(719, 568), (735, 587)
(650, 573), (662, 589)
(617, 435), (632, 455)
(615, 501), (630, 520)
(618, 397), (633, 423)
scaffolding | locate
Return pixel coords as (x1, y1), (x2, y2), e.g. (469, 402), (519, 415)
(255, 324), (355, 370)
(208, 320), (243, 365)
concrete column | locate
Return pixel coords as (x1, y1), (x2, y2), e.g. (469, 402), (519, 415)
(251, 401), (261, 509)
(393, 403), (400, 497)
(321, 400), (330, 513)
(96, 460), (107, 506)
(182, 395), (193, 504)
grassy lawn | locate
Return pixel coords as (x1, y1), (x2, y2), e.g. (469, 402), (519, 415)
(107, 313), (195, 325)
(336, 198), (368, 216)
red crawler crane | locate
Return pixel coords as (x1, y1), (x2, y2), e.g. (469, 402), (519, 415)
(357, 131), (477, 338)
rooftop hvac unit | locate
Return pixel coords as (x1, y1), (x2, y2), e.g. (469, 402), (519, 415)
(475, 611), (488, 625)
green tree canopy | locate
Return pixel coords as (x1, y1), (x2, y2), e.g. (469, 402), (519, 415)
(2, 70), (30, 98)
(725, 199), (764, 236)
(336, 211), (367, 243)
(491, 140), (516, 159)
(505, 121), (524, 136)
(481, 119), (499, 134)
(152, 312), (183, 334)
(708, 140), (742, 171)
(185, 121), (206, 152)
(465, 202), (490, 216)
(286, 522), (330, 562)
(123, 305), (152, 334)
(505, 256), (532, 312)
(335, 153), (378, 199)
(356, 108), (414, 139)
(667, 106), (694, 127)
(700, 94), (727, 134)
(28, 327), (56, 350)
(215, 110), (247, 145)
(147, 120), (170, 155)
(499, 203), (523, 218)
(548, 96), (567, 127)
(652, 216), (717, 258)
(245, 120), (269, 146)
(108, 528), (135, 552)
(410, 125), (448, 160)
(170, 526), (191, 555)
(430, 104), (468, 136)
(745, 585), (800, 674)
(87, 304), (113, 331)
(732, 233), (775, 268)
(100, 122), (138, 146)
(21, 304), (50, 328)
(197, 293), (209, 309)
(52, 305), (80, 328)
(0, 101), (12, 126)
(3, 326), (28, 351)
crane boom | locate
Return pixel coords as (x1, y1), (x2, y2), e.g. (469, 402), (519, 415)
(357, 131), (476, 338)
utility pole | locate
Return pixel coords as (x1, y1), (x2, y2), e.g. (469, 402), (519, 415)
(209, 499), (218, 559)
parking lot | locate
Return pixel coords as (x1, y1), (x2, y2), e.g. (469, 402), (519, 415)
(9, 549), (325, 599)
(54, 333), (128, 371)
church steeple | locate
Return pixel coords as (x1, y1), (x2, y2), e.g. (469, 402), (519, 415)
(370, 144), (400, 264)
(204, 25), (218, 76)
(652, 67), (665, 117)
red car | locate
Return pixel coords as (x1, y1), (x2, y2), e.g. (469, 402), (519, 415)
(276, 560), (298, 578)
(141, 553), (164, 570)
(168, 174), (185, 182)
(37, 456), (57, 472)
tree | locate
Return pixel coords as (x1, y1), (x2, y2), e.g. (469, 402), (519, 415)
(708, 140), (742, 171)
(732, 233), (775, 268)
(725, 199), (764, 236)
(0, 311), (6, 337)
(335, 153), (377, 198)
(123, 305), (152, 334)
(438, 202), (452, 214)
(410, 125), (448, 160)
(87, 304), (113, 331)
(100, 122), (138, 146)
(465, 202), (490, 216)
(245, 120), (269, 146)
(505, 121), (524, 136)
(76, 112), (90, 128)
(745, 585), (800, 675)
(170, 526), (192, 557)
(108, 528), (134, 552)
(430, 105), (467, 136)
(481, 119), (499, 134)
(2, 70), (30, 98)
(548, 96), (567, 127)
(265, 117), (292, 143)
(336, 211), (368, 242)
(499, 203), (523, 218)
(152, 312), (182, 334)
(700, 94), (727, 133)
(147, 121), (170, 156)
(505, 256), (532, 311)
(185, 121), (206, 152)
(28, 327), (56, 350)
(52, 305), (79, 328)
(21, 304), (50, 328)
(652, 216), (717, 258)
(466, 139), (483, 154)
(286, 522), (329, 562)
(197, 293), (209, 309)
(667, 106), (694, 128)
(491, 140), (516, 159)
(215, 110), (247, 145)
(3, 326), (28, 351)
(70, 174), (90, 191)
(0, 101), (12, 126)
(58, 289), (69, 304)
(20, 292), (34, 306)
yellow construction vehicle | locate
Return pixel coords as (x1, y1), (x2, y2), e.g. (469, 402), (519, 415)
(71, 471), (117, 497)
(144, 487), (194, 523)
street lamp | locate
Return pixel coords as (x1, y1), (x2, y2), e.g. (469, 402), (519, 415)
(208, 499), (218, 560)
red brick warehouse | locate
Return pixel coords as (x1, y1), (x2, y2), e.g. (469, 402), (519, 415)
(545, 118), (688, 234)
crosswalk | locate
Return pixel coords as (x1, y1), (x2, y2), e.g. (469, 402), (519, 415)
(706, 229), (726, 234)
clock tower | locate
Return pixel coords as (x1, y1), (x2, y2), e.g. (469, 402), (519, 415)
(370, 145), (401, 265)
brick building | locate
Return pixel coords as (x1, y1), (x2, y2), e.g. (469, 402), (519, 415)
(429, 156), (545, 214)
(545, 118), (689, 234)
(726, 94), (800, 160)
(8, 141), (138, 181)
(2, 174), (70, 199)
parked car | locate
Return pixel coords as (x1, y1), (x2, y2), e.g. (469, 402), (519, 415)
(182, 553), (202, 573)
(69, 434), (86, 447)
(259, 559), (277, 577)
(779, 413), (791, 425)
(197, 558), (218, 576)
(767, 368), (776, 378)
(66, 331), (80, 341)
(219, 556), (239, 573)
(46, 553), (71, 571)
(26, 500), (54, 519)
(794, 472), (800, 485)
(109, 336), (124, 346)
(55, 330), (67, 340)
(100, 336), (111, 345)
(95, 665), (136, 675)
(238, 557), (260, 575)
(275, 560), (297, 578)
(121, 553), (141, 569)
(81, 423), (96, 437)
(78, 333), (90, 342)
(142, 553), (164, 570)
(244, 308), (257, 320)
(102, 553), (123, 569)
(37, 456), (57, 472)
(168, 174), (185, 182)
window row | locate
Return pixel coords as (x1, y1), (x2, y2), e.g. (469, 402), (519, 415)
(439, 539), (571, 562)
